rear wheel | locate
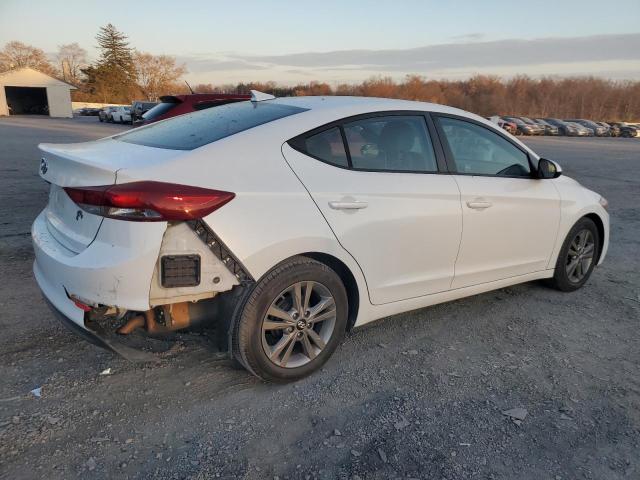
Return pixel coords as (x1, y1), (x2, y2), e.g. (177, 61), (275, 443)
(232, 256), (347, 382)
(549, 218), (600, 292)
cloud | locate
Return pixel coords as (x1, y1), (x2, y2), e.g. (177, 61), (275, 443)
(180, 33), (640, 84)
(175, 55), (268, 73)
(450, 33), (485, 41)
(237, 33), (640, 71)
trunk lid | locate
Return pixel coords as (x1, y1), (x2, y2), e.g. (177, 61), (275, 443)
(38, 138), (183, 252)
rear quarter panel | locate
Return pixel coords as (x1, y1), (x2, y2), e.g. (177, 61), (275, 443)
(115, 125), (369, 292)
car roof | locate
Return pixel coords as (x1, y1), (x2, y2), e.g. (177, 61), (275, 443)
(270, 95), (474, 118)
(186, 96), (539, 159)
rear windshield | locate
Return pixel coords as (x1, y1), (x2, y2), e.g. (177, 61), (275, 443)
(117, 101), (309, 150)
(142, 102), (178, 121)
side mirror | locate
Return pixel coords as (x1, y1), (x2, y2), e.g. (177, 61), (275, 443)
(537, 158), (562, 179)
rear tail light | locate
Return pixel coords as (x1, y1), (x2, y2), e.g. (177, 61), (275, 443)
(64, 181), (235, 221)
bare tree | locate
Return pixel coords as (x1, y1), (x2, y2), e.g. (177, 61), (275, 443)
(0, 41), (57, 75)
(57, 43), (87, 85)
(135, 52), (187, 101)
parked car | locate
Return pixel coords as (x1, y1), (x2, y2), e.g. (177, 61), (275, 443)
(565, 119), (607, 137)
(33, 94), (609, 382)
(595, 122), (612, 136)
(488, 116), (517, 135)
(501, 116), (537, 136)
(531, 118), (559, 136)
(110, 106), (133, 124)
(517, 117), (545, 136)
(131, 101), (158, 123)
(598, 122), (620, 137)
(542, 118), (581, 136)
(607, 122), (638, 138)
(84, 107), (101, 117)
(625, 123), (640, 137)
(566, 122), (593, 136)
(139, 93), (251, 125)
(98, 106), (118, 123)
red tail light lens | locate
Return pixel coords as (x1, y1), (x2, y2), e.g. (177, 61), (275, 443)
(64, 181), (235, 221)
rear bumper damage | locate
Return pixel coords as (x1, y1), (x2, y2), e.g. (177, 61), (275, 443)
(32, 208), (249, 354)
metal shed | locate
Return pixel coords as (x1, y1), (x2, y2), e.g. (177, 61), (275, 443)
(0, 67), (76, 118)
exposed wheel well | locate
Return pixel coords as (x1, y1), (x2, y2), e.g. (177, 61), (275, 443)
(300, 252), (360, 331)
(583, 213), (605, 264)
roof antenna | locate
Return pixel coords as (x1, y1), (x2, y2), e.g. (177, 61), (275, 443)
(185, 80), (194, 94)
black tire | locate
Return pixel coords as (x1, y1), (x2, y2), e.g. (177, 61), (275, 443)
(99, 117), (103, 122)
(549, 217), (600, 292)
(232, 256), (348, 383)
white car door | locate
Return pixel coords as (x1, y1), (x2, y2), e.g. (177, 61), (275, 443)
(433, 115), (560, 289)
(283, 114), (462, 305)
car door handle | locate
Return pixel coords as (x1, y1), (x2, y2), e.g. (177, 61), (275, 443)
(328, 201), (368, 210)
(466, 200), (493, 210)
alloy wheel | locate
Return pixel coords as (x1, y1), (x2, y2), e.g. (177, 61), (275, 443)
(566, 229), (595, 283)
(261, 281), (337, 368)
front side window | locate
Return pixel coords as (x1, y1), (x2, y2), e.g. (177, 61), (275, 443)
(118, 101), (308, 150)
(343, 116), (437, 172)
(437, 117), (531, 177)
(304, 127), (348, 167)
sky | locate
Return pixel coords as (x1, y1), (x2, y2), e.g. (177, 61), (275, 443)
(1, 0), (639, 85)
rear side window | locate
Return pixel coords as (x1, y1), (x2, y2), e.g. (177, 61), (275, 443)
(344, 116), (438, 172)
(117, 101), (309, 150)
(304, 127), (348, 167)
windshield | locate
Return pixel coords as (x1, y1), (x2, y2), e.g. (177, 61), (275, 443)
(142, 102), (178, 121)
(117, 101), (309, 150)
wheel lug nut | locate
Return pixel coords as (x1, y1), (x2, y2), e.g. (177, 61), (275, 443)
(305, 310), (311, 317)
(286, 327), (293, 333)
(297, 332), (303, 338)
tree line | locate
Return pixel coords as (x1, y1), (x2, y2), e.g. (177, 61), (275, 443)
(0, 24), (186, 103)
(1, 26), (639, 120)
(210, 76), (639, 121)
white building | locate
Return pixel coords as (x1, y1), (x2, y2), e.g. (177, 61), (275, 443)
(0, 67), (76, 118)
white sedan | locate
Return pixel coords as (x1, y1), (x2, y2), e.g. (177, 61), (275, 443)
(110, 106), (132, 124)
(32, 93), (609, 382)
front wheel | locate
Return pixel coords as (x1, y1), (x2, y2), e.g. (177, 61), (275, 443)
(549, 218), (600, 292)
(232, 256), (348, 382)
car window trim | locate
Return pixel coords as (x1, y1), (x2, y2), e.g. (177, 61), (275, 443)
(288, 110), (448, 175)
(431, 113), (537, 179)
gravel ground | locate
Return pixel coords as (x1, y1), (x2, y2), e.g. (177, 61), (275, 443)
(0, 116), (638, 480)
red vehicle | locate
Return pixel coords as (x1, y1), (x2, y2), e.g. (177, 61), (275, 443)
(138, 93), (251, 125)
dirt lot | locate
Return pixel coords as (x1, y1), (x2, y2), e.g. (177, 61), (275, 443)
(0, 116), (638, 480)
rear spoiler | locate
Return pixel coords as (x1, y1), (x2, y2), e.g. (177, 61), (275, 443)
(159, 95), (182, 104)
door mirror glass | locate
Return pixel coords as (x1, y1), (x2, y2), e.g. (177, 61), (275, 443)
(537, 158), (562, 179)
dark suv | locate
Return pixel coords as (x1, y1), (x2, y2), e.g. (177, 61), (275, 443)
(138, 93), (251, 125)
(131, 101), (158, 123)
(608, 122), (639, 138)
